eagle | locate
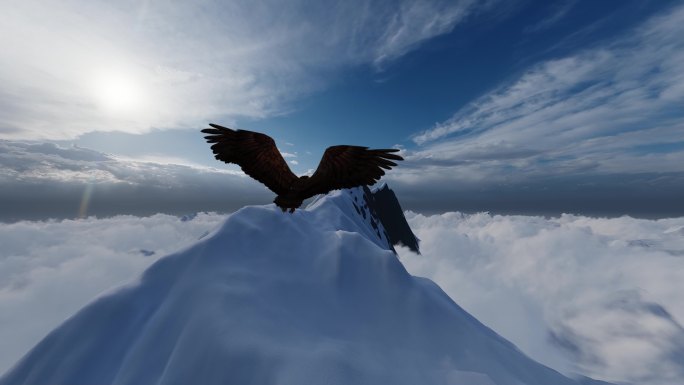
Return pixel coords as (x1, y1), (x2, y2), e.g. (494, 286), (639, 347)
(202, 124), (403, 213)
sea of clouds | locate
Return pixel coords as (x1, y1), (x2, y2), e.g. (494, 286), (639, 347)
(1, 211), (683, 385)
(0, 213), (225, 374)
(397, 212), (684, 385)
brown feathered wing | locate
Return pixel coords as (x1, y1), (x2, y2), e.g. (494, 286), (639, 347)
(299, 145), (403, 198)
(201, 124), (298, 196)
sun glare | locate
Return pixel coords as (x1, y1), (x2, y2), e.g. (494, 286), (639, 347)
(92, 70), (146, 115)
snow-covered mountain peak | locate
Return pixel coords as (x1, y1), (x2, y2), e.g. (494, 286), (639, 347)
(306, 187), (394, 251)
(1, 187), (609, 385)
(306, 185), (420, 253)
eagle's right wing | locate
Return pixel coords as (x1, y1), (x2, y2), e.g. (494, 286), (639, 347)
(202, 124), (298, 196)
(300, 145), (403, 198)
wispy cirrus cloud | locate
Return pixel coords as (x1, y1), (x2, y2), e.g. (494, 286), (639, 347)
(410, 3), (684, 177)
(371, 0), (475, 67)
(0, 0), (497, 140)
(523, 0), (577, 34)
(384, 3), (684, 216)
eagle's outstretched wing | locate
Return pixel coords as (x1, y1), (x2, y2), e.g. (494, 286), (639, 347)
(201, 124), (298, 195)
(300, 145), (403, 198)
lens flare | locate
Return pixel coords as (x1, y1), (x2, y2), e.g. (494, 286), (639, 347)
(78, 184), (95, 218)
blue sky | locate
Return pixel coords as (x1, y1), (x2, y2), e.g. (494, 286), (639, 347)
(1, 0), (683, 219)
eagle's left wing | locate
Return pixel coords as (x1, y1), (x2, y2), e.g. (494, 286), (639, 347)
(299, 145), (403, 198)
(201, 124), (298, 196)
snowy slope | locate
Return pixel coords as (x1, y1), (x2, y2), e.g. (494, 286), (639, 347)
(1, 188), (609, 385)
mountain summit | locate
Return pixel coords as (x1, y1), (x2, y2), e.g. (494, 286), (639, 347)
(1, 187), (608, 385)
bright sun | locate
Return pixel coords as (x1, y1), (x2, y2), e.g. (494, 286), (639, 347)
(92, 70), (145, 115)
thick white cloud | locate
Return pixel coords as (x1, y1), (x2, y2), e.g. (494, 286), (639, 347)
(408, 3), (684, 179)
(397, 212), (684, 385)
(0, 212), (226, 374)
(0, 0), (492, 140)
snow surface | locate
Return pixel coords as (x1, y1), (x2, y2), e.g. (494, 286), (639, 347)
(1, 189), (602, 385)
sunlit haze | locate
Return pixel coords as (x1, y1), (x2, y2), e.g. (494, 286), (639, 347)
(92, 70), (147, 115)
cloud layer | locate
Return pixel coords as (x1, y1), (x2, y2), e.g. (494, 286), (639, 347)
(0, 0), (488, 140)
(0, 212), (226, 374)
(397, 212), (684, 385)
(2, 138), (681, 221)
(0, 140), (271, 221)
(2, 208), (683, 385)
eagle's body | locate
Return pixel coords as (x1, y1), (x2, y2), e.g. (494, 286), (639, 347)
(202, 124), (403, 212)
